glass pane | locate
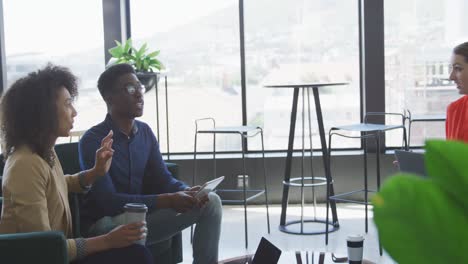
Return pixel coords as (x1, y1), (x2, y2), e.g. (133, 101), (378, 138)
(244, 0), (361, 151)
(3, 0), (106, 142)
(384, 0), (468, 146)
(131, 0), (242, 153)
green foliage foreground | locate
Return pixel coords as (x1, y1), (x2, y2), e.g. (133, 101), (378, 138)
(373, 140), (468, 263)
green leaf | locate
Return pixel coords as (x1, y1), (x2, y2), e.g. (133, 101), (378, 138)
(124, 38), (132, 54)
(157, 61), (165, 70)
(373, 174), (468, 263)
(116, 58), (127, 64)
(150, 59), (163, 69)
(108, 46), (123, 58)
(136, 43), (148, 58)
(147, 50), (160, 58)
(135, 60), (142, 71)
(131, 47), (140, 60)
(424, 140), (468, 211)
(142, 60), (149, 71)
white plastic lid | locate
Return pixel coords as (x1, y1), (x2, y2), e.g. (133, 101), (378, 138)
(123, 203), (148, 213)
(347, 234), (364, 242)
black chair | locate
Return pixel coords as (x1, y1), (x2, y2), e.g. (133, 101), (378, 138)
(55, 142), (183, 264)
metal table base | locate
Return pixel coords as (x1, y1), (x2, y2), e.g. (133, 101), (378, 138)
(265, 82), (347, 235)
(280, 219), (339, 235)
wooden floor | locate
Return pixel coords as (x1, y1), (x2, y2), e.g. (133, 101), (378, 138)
(180, 204), (397, 263)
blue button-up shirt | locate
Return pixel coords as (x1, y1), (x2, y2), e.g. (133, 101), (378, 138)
(79, 114), (188, 229)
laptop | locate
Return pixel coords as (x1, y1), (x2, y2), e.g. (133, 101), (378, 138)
(218, 237), (281, 264)
(394, 150), (427, 177)
(251, 237), (282, 264)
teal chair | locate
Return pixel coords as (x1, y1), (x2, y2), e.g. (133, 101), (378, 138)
(0, 229), (68, 264)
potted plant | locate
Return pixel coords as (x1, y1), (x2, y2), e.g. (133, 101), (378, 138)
(108, 38), (164, 91)
(372, 140), (468, 263)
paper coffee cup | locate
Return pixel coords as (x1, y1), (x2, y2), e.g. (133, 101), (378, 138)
(123, 203), (148, 245)
(347, 234), (364, 264)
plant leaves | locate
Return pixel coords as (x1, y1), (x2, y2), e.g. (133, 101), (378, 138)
(131, 47), (140, 60)
(107, 38), (163, 71)
(108, 46), (123, 58)
(116, 58), (127, 64)
(424, 140), (468, 211)
(150, 59), (163, 70)
(373, 174), (468, 263)
(135, 60), (142, 71)
(137, 43), (148, 58)
(143, 60), (149, 71)
(147, 50), (160, 58)
(123, 38), (132, 54)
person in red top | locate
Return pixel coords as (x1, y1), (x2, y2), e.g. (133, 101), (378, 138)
(447, 42), (468, 143)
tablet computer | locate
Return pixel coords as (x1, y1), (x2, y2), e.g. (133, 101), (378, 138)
(394, 150), (426, 177)
(252, 237), (282, 264)
(195, 176), (225, 198)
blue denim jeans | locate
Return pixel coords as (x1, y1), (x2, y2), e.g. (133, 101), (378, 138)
(88, 193), (222, 264)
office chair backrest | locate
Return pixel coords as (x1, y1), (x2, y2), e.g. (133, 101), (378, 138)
(54, 142), (80, 175)
(54, 142), (82, 237)
(0, 154), (4, 196)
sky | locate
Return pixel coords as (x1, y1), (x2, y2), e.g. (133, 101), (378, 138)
(3, 0), (104, 55)
(130, 0), (236, 37)
(3, 0), (236, 56)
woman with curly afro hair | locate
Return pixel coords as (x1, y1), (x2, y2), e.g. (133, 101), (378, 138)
(0, 64), (153, 264)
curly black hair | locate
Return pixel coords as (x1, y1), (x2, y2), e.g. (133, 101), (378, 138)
(454, 42), (468, 63)
(97, 63), (136, 100)
(0, 63), (78, 166)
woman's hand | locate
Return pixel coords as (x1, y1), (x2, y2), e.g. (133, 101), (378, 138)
(84, 221), (147, 255)
(104, 222), (147, 249)
(92, 130), (114, 179)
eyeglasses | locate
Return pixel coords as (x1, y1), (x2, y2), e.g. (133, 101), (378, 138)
(124, 83), (146, 95)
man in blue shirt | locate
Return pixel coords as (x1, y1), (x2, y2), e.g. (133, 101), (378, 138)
(79, 63), (222, 264)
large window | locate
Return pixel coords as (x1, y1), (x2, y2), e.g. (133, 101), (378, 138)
(244, 0), (361, 151)
(3, 0), (106, 139)
(2, 0), (461, 154)
(131, 0), (242, 153)
(132, 0), (360, 153)
(385, 0), (468, 146)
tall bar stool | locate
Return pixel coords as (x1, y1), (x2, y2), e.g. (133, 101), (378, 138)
(325, 112), (408, 255)
(193, 118), (270, 248)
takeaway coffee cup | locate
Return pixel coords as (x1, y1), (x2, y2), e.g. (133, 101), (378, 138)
(347, 234), (364, 264)
(123, 203), (148, 245)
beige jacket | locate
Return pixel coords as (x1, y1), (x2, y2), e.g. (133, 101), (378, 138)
(0, 145), (85, 261)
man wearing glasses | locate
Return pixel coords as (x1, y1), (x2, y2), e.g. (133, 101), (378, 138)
(79, 63), (222, 264)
